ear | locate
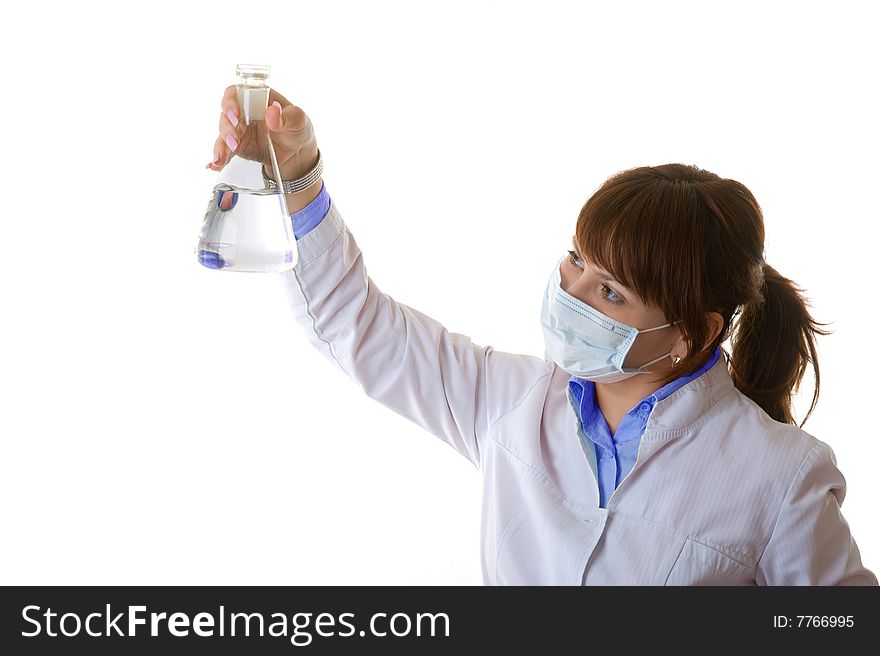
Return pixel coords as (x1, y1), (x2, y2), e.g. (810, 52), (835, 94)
(669, 326), (689, 361)
(704, 311), (724, 349)
(670, 312), (724, 359)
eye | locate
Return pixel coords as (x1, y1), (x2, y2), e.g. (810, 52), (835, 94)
(568, 250), (624, 305)
(600, 284), (623, 305)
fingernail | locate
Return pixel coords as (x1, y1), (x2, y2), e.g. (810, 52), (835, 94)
(224, 134), (238, 152)
(226, 109), (239, 128)
(213, 144), (222, 164)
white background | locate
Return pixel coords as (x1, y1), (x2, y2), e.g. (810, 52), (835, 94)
(1, 0), (877, 585)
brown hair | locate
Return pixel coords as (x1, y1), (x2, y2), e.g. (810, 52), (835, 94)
(575, 163), (831, 428)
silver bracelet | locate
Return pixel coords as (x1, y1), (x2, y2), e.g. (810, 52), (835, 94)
(261, 148), (324, 194)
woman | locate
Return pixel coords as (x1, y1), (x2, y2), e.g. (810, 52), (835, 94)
(208, 86), (877, 586)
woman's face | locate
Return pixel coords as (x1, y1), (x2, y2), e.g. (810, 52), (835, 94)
(559, 236), (682, 371)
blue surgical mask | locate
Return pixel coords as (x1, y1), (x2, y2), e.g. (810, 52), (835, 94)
(540, 256), (679, 383)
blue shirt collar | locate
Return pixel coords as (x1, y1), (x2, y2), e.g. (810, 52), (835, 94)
(567, 346), (721, 443)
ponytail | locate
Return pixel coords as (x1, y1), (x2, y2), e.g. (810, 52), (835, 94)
(729, 263), (833, 427)
(573, 163), (834, 427)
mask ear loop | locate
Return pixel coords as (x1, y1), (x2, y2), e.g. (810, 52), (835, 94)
(635, 318), (681, 334)
(635, 319), (683, 368)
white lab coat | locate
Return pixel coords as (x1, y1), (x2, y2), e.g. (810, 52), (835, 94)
(280, 199), (877, 586)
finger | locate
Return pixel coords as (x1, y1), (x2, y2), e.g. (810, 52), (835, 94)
(266, 101), (308, 133)
(215, 108), (240, 153)
(206, 135), (227, 171)
(268, 87), (293, 108)
(265, 102), (283, 131)
(207, 86), (240, 170)
(217, 108), (241, 137)
(220, 85), (242, 129)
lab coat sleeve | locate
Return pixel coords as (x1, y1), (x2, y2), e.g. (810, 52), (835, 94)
(278, 198), (547, 470)
(755, 442), (878, 586)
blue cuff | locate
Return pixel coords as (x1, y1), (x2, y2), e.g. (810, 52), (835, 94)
(291, 180), (331, 240)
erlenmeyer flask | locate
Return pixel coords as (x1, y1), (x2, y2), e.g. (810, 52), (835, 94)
(196, 64), (298, 272)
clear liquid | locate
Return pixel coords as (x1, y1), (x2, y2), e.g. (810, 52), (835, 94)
(197, 184), (297, 273)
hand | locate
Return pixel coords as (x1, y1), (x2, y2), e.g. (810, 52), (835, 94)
(206, 85), (320, 181)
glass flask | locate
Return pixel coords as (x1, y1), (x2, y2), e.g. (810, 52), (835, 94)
(196, 64), (298, 272)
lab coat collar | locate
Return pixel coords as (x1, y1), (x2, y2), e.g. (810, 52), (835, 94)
(550, 348), (736, 439)
(540, 349), (734, 515)
(494, 351), (737, 514)
(641, 350), (736, 439)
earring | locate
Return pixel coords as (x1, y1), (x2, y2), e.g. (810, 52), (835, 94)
(671, 354), (682, 366)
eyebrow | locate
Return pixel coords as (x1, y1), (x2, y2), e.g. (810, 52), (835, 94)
(571, 237), (629, 290)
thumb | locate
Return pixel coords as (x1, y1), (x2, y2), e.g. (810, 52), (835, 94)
(266, 101), (284, 131)
(267, 101), (307, 133)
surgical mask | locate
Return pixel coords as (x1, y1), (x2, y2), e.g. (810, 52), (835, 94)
(540, 256), (679, 383)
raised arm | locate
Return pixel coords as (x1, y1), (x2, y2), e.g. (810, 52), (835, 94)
(278, 199), (549, 470)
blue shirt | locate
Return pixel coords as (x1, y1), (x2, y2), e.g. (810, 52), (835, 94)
(290, 179), (332, 240)
(568, 346), (721, 508)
